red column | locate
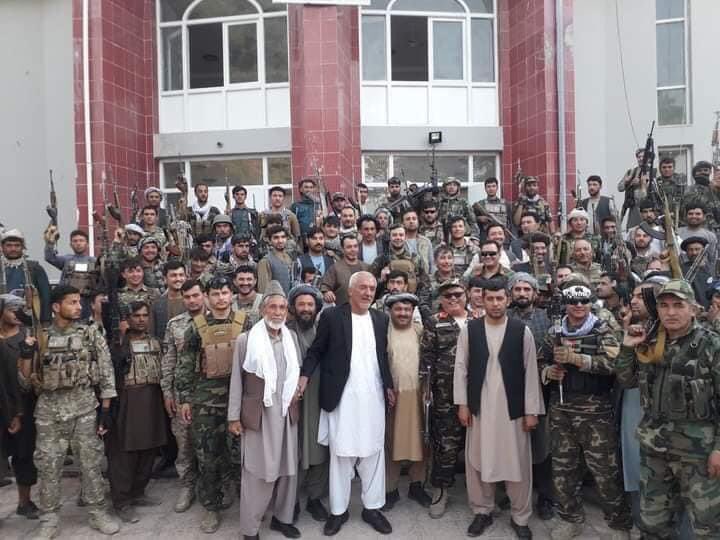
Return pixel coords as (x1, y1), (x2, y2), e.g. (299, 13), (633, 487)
(288, 5), (362, 196)
(498, 0), (575, 215)
(72, 0), (158, 237)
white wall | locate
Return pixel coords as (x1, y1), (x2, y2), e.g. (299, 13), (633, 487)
(573, 0), (720, 204)
(0, 0), (75, 280)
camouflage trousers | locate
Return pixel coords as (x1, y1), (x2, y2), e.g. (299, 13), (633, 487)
(191, 405), (238, 511)
(430, 390), (465, 488)
(171, 414), (197, 488)
(639, 450), (720, 539)
(550, 406), (632, 530)
(35, 411), (106, 514)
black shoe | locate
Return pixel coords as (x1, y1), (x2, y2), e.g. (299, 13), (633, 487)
(323, 511), (349, 536)
(498, 494), (511, 510)
(270, 516), (301, 539)
(16, 501), (40, 519)
(536, 495), (554, 521)
(151, 460), (178, 479)
(361, 509), (392, 535)
(467, 513), (493, 537)
(381, 489), (400, 511)
(306, 498), (329, 522)
(408, 482), (432, 508)
(510, 519), (532, 539)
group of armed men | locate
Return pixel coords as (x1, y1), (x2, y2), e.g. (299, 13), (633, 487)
(1, 150), (720, 540)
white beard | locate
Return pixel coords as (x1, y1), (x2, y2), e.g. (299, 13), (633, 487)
(265, 318), (286, 331)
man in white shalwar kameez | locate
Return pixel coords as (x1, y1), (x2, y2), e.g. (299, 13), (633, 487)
(228, 281), (303, 540)
(298, 271), (395, 536)
(454, 278), (544, 538)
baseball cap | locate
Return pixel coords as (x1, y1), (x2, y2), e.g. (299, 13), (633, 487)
(656, 279), (695, 303)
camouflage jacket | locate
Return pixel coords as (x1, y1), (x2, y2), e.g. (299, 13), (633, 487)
(473, 197), (511, 231)
(539, 315), (620, 413)
(682, 184), (720, 230)
(421, 310), (476, 407)
(161, 311), (193, 401)
(429, 271), (457, 313)
(35, 322), (116, 422)
(657, 173), (686, 219)
(513, 195), (553, 229)
(448, 240), (478, 275)
(143, 261), (166, 294)
(561, 233), (600, 264)
(107, 242), (139, 269)
(175, 311), (250, 409)
(616, 322), (720, 460)
(118, 285), (160, 314)
(570, 262), (602, 290)
(419, 221), (445, 250)
(438, 195), (479, 236)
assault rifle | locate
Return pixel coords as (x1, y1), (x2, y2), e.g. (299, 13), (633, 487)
(46, 170), (58, 227)
(621, 122), (656, 225)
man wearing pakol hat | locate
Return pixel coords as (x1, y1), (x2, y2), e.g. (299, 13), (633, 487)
(229, 281), (303, 539)
(507, 272), (555, 521)
(559, 208), (599, 266)
(438, 177), (479, 237)
(285, 284), (329, 522)
(679, 235), (712, 308)
(141, 186), (168, 228)
(617, 279), (720, 539)
(382, 293), (432, 511)
(0, 229), (51, 323)
(539, 274), (632, 539)
(677, 201), (717, 271)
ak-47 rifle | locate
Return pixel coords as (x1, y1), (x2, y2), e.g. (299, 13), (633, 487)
(224, 168), (231, 215)
(20, 257), (43, 392)
(46, 170), (58, 228)
(130, 184), (139, 224)
(474, 203), (517, 241)
(712, 111), (720, 172)
(106, 168), (124, 226)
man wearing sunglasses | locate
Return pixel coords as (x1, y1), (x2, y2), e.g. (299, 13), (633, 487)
(419, 201), (444, 251)
(539, 275), (632, 539)
(464, 240), (513, 282)
(420, 279), (475, 518)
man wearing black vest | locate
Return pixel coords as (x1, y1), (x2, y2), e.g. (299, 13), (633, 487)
(454, 278), (543, 538)
(579, 175), (615, 236)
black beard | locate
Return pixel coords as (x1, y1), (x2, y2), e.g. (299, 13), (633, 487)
(513, 297), (531, 308)
(296, 314), (316, 330)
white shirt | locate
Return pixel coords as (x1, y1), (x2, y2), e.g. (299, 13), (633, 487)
(318, 312), (385, 457)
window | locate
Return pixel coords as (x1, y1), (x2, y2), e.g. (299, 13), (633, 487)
(158, 0), (288, 92)
(655, 0), (689, 125)
(362, 1), (496, 85)
(658, 145), (692, 180)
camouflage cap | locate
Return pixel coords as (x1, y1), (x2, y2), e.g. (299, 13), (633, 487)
(138, 236), (160, 249)
(437, 278), (465, 295)
(212, 214), (233, 228)
(443, 177), (461, 186)
(656, 279), (695, 303)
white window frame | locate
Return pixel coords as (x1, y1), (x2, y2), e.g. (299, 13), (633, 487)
(655, 0), (690, 126)
(360, 0), (498, 116)
(658, 145), (693, 179)
(156, 0), (289, 97)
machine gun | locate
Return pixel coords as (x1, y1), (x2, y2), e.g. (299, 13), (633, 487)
(46, 170), (58, 228)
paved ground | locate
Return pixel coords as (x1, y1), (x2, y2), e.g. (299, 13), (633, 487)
(0, 473), (635, 539)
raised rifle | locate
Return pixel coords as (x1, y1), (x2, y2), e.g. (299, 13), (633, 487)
(622, 122), (656, 226)
(130, 184), (139, 224)
(712, 111), (720, 171)
(224, 168), (231, 215)
(106, 168), (124, 226)
(46, 170), (58, 227)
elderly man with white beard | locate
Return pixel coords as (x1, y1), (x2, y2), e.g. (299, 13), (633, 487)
(228, 281), (303, 540)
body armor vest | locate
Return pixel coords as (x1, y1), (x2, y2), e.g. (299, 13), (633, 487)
(65, 260), (99, 296)
(194, 311), (246, 379)
(124, 338), (162, 387)
(480, 199), (508, 227)
(559, 330), (614, 396)
(640, 328), (718, 422)
(40, 326), (98, 391)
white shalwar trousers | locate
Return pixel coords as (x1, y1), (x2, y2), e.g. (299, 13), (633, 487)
(328, 448), (385, 515)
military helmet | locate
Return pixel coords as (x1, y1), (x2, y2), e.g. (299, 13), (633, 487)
(212, 214), (234, 228)
(443, 177), (461, 187)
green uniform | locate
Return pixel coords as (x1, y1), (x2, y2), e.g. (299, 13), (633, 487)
(419, 221), (444, 250)
(117, 285), (160, 314)
(34, 322), (117, 526)
(681, 184), (720, 231)
(438, 194), (479, 236)
(616, 322), (720, 538)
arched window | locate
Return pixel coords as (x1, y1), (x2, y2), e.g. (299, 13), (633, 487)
(158, 0), (288, 91)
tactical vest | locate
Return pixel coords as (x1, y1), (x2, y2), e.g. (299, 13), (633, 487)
(389, 257), (417, 293)
(194, 311), (246, 379)
(39, 326), (99, 391)
(124, 338), (162, 387)
(559, 329), (614, 396)
(480, 199), (508, 228)
(640, 328), (718, 422)
(450, 244), (475, 275)
(64, 260), (99, 296)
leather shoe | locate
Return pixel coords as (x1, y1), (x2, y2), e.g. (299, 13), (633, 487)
(361, 508), (392, 534)
(270, 516), (301, 539)
(306, 498), (329, 521)
(468, 513), (493, 537)
(408, 482), (432, 508)
(511, 519), (533, 539)
(536, 495), (554, 521)
(323, 511), (349, 536)
(381, 489), (400, 511)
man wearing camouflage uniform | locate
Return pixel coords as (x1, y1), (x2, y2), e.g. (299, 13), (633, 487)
(446, 216), (478, 275)
(438, 177), (479, 237)
(656, 157), (686, 220)
(617, 279), (720, 539)
(161, 279), (206, 513)
(540, 275), (632, 539)
(176, 277), (249, 533)
(419, 200), (444, 250)
(513, 176), (555, 234)
(421, 279), (475, 518)
(380, 176), (404, 222)
(681, 161), (719, 229)
(473, 177), (511, 241)
(109, 224), (144, 267)
(117, 258), (161, 314)
(27, 285), (120, 538)
(560, 209), (600, 266)
(138, 237), (165, 294)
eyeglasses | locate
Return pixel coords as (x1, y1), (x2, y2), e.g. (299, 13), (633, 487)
(480, 251), (498, 257)
(563, 298), (591, 306)
(424, 209), (437, 214)
(442, 291), (465, 299)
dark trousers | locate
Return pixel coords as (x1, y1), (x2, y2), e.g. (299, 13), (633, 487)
(106, 434), (156, 507)
(533, 456), (553, 501)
